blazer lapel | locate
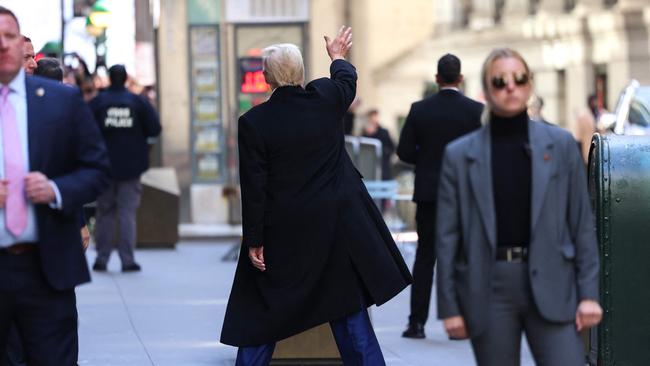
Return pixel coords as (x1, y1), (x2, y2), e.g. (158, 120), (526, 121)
(529, 120), (555, 232)
(25, 77), (44, 171)
(466, 126), (496, 250)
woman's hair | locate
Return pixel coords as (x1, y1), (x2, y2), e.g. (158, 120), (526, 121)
(479, 48), (532, 124)
(261, 43), (305, 88)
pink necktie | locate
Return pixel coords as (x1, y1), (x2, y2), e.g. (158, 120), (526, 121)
(1, 86), (27, 237)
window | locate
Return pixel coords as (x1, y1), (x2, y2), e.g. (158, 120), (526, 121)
(604, 0), (618, 8)
(629, 89), (650, 128)
(565, 0), (576, 12)
(494, 0), (505, 23)
(189, 26), (223, 183)
(529, 0), (540, 15)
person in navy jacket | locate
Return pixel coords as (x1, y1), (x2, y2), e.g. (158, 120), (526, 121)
(89, 64), (161, 272)
(0, 7), (110, 365)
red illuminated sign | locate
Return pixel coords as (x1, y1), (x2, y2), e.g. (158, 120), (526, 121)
(241, 70), (269, 93)
(239, 57), (270, 94)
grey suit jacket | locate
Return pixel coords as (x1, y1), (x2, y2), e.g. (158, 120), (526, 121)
(435, 119), (599, 338)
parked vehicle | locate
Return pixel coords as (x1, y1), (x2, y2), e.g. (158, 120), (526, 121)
(601, 80), (650, 135)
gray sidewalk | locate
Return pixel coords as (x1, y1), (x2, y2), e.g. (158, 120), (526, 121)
(77, 241), (534, 366)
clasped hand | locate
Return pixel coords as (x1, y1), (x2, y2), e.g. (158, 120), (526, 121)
(0, 172), (55, 208)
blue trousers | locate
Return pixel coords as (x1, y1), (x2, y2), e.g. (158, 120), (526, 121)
(235, 309), (385, 366)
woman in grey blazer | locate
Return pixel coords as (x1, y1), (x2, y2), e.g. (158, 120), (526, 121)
(435, 48), (603, 365)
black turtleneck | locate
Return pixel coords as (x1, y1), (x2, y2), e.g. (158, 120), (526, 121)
(490, 111), (531, 248)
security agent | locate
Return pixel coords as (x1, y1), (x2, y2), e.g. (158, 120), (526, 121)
(397, 53), (483, 339)
(89, 65), (161, 272)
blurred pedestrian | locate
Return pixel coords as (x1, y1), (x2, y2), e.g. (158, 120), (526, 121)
(220, 28), (411, 366)
(362, 109), (395, 180)
(34, 57), (64, 82)
(140, 85), (157, 110)
(397, 53), (482, 339)
(21, 36), (36, 75)
(574, 95), (600, 163)
(0, 7), (110, 365)
(80, 75), (97, 102)
(89, 65), (161, 273)
(527, 94), (550, 124)
(436, 48), (602, 365)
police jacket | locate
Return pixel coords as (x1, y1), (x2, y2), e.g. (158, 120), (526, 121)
(89, 86), (161, 180)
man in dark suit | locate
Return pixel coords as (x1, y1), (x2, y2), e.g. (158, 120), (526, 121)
(397, 53), (483, 339)
(0, 7), (110, 365)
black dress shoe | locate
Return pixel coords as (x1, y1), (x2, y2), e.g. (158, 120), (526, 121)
(122, 263), (142, 272)
(92, 262), (107, 272)
(402, 323), (425, 339)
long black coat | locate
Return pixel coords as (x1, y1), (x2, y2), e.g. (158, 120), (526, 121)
(397, 89), (483, 202)
(220, 60), (412, 347)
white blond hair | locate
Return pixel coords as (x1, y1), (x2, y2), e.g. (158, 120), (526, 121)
(480, 48), (533, 124)
(262, 43), (305, 88)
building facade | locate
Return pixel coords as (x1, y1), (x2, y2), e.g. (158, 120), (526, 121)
(156, 0), (435, 224)
(154, 0), (650, 225)
(377, 0), (650, 136)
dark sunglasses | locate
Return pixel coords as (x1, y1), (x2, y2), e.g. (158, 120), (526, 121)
(491, 72), (530, 90)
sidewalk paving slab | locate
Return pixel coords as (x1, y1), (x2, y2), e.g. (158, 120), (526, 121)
(78, 241), (534, 366)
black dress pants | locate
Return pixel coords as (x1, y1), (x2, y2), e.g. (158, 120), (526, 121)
(4, 325), (25, 366)
(408, 202), (437, 325)
(0, 251), (78, 366)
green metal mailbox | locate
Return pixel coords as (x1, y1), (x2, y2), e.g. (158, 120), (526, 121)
(588, 134), (650, 365)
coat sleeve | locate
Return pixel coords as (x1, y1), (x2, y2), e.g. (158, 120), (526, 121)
(51, 90), (111, 216)
(329, 59), (357, 112)
(436, 146), (462, 319)
(238, 115), (268, 248)
(566, 136), (599, 301)
(397, 105), (417, 164)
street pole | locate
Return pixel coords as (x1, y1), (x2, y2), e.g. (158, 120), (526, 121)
(60, 0), (65, 58)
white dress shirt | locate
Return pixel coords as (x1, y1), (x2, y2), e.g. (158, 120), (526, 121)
(0, 69), (39, 246)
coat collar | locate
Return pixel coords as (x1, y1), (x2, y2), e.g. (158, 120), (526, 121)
(269, 85), (304, 101)
(465, 119), (556, 249)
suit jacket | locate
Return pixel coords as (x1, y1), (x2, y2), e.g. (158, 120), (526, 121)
(397, 89), (482, 202)
(435, 120), (599, 338)
(26, 76), (110, 290)
(221, 60), (411, 347)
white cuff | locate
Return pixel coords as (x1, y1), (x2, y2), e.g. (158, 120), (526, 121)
(48, 180), (63, 210)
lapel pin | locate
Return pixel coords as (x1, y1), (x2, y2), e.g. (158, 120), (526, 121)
(35, 87), (45, 97)
(544, 153), (551, 161)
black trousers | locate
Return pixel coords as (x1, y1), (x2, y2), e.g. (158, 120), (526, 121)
(408, 202), (437, 326)
(4, 325), (24, 366)
(0, 251), (78, 366)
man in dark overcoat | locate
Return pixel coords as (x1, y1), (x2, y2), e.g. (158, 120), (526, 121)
(220, 27), (412, 366)
(397, 53), (483, 339)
